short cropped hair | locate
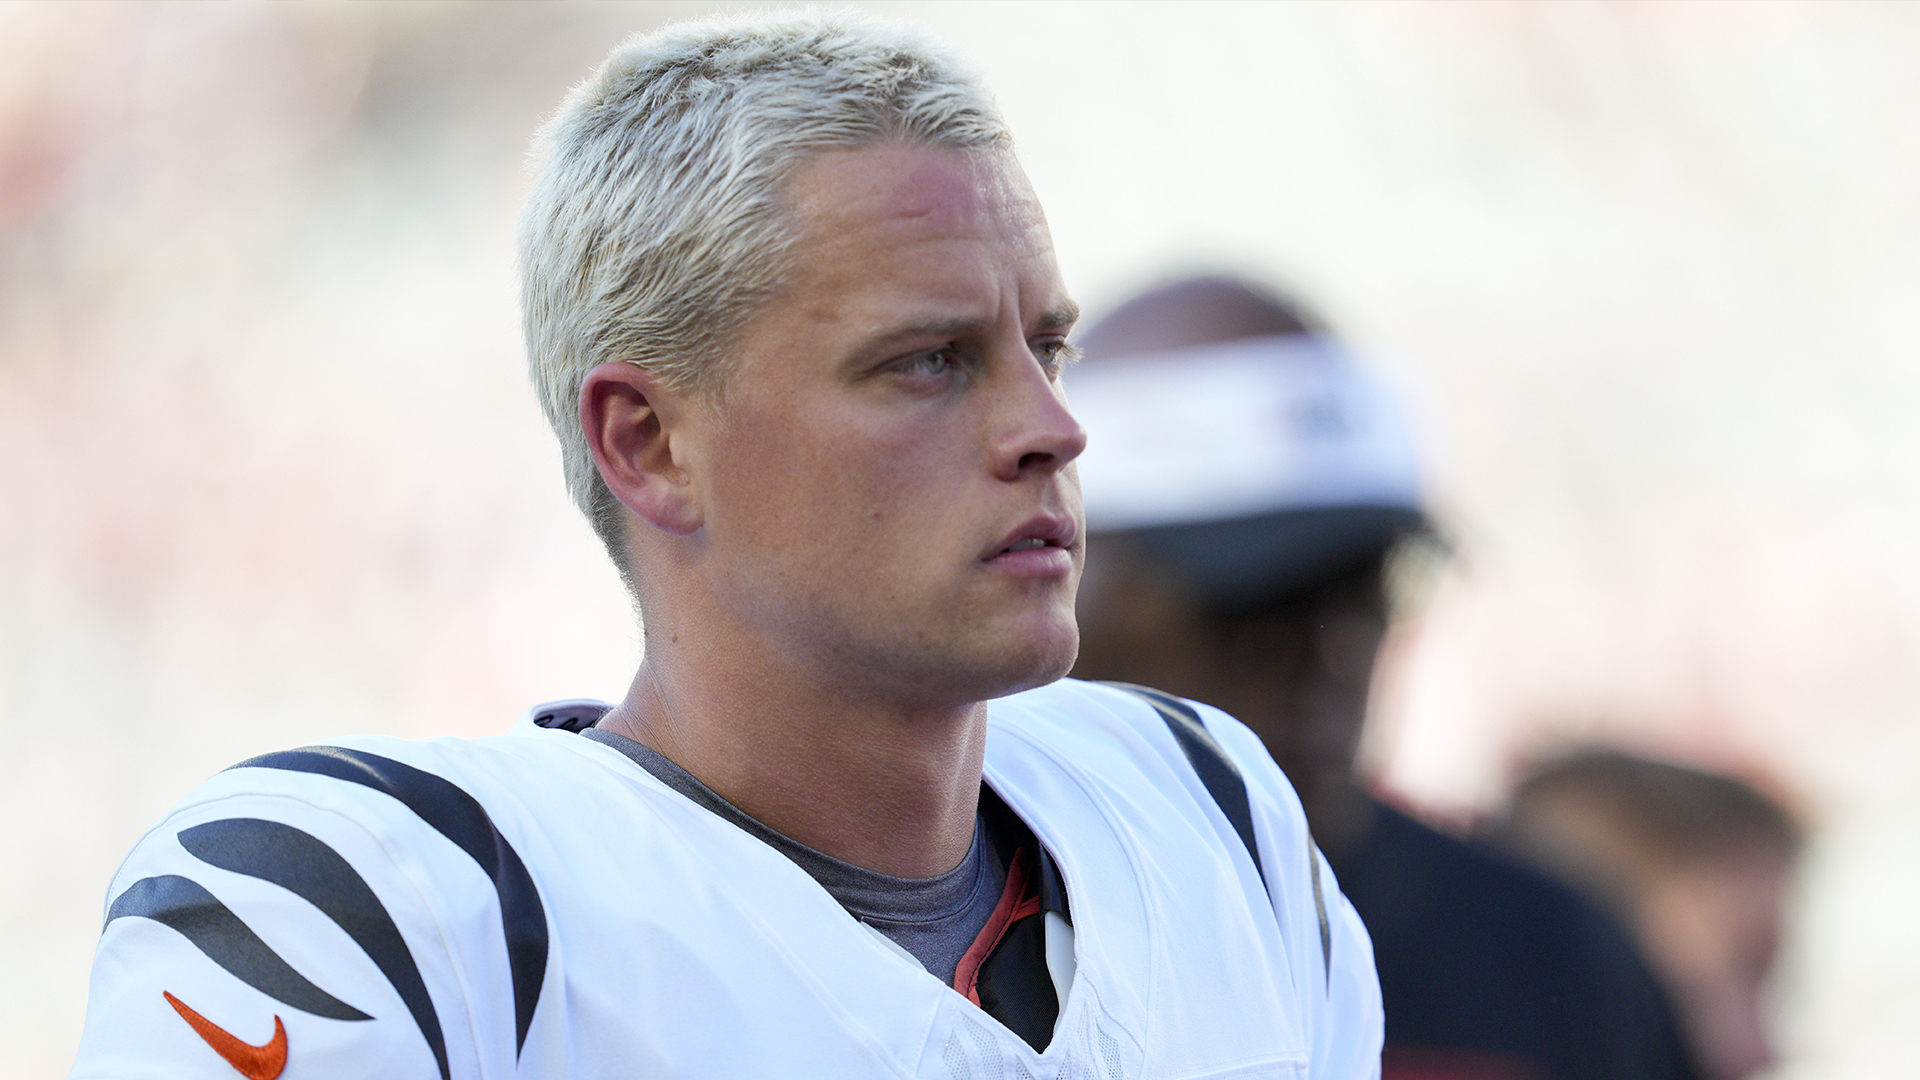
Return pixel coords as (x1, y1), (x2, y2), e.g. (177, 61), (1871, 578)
(520, 11), (1012, 572)
(1499, 748), (1801, 881)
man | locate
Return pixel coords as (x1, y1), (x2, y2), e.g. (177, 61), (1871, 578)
(1490, 749), (1802, 1080)
(68, 14), (1381, 1079)
(1068, 276), (1696, 1080)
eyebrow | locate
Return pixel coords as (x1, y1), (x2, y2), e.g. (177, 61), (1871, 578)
(854, 301), (1082, 356)
(865, 317), (990, 350)
(1038, 301), (1080, 334)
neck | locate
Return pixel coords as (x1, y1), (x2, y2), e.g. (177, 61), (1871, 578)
(597, 635), (989, 879)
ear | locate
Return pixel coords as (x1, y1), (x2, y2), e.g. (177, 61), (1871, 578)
(579, 362), (704, 536)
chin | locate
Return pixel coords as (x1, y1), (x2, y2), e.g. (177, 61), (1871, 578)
(877, 599), (1081, 708)
(980, 618), (1080, 700)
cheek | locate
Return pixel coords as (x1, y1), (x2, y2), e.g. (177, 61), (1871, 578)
(702, 412), (828, 541)
(715, 409), (974, 558)
(848, 433), (981, 556)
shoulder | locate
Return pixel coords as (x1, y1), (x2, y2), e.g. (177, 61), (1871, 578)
(989, 678), (1263, 770)
(994, 681), (1382, 1075)
(108, 729), (623, 879)
(992, 679), (1309, 816)
(104, 724), (686, 956)
(987, 679), (1322, 955)
(73, 724), (665, 1080)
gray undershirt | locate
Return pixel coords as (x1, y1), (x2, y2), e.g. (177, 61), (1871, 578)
(582, 726), (1010, 986)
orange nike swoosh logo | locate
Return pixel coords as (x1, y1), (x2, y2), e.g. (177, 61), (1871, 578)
(163, 991), (288, 1080)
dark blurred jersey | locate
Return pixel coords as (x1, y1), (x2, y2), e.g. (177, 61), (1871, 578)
(1332, 799), (1699, 1080)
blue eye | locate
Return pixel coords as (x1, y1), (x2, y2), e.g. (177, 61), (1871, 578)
(902, 348), (959, 377)
(1033, 339), (1082, 375)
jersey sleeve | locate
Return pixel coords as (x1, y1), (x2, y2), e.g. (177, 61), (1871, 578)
(67, 745), (526, 1080)
(1197, 701), (1386, 1080)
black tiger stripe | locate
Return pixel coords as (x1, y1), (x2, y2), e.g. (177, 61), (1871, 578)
(1308, 838), (1332, 984)
(178, 818), (447, 1080)
(104, 874), (371, 1021)
(1102, 681), (1333, 980)
(232, 746), (548, 1057)
(1102, 682), (1268, 886)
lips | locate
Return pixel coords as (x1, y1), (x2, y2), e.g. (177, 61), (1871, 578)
(987, 514), (1079, 561)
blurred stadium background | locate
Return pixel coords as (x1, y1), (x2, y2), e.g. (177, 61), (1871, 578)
(3, 2), (1916, 1076)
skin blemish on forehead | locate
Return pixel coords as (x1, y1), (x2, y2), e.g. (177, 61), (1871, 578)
(894, 151), (1033, 217)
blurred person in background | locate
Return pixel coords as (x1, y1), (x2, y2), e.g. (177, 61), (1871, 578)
(1068, 276), (1697, 1080)
(1487, 749), (1802, 1080)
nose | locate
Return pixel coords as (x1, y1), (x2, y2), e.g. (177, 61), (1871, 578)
(988, 348), (1087, 482)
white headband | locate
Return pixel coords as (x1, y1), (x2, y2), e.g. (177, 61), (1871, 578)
(1067, 334), (1423, 531)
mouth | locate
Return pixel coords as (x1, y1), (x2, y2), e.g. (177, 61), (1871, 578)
(987, 516), (1079, 563)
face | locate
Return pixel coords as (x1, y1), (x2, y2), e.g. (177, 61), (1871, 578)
(1639, 854), (1794, 1080)
(678, 143), (1085, 710)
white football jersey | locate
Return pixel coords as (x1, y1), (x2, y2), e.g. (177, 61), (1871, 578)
(69, 679), (1382, 1079)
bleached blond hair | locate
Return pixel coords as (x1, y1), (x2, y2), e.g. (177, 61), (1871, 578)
(519, 10), (1012, 574)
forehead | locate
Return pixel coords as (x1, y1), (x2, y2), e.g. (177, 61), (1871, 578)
(717, 141), (1068, 393)
(790, 142), (1040, 227)
(780, 143), (1055, 287)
